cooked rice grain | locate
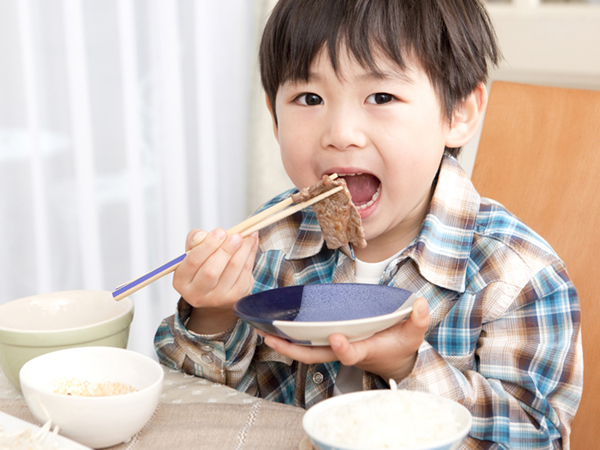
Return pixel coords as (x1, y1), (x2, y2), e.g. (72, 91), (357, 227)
(313, 389), (462, 449)
(52, 378), (137, 396)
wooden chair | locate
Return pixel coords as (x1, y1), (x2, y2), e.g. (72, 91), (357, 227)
(471, 81), (600, 449)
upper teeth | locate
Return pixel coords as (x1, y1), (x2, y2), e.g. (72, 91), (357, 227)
(338, 173), (363, 176)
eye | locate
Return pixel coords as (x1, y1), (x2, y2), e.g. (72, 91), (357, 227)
(366, 93), (395, 105)
(296, 93), (323, 106)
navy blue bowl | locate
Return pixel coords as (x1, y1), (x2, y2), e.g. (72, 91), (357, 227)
(233, 284), (417, 346)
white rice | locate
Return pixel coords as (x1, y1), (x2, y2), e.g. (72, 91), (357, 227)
(311, 382), (461, 449)
(51, 378), (137, 396)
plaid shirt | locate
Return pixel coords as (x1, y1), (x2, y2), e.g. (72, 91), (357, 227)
(155, 155), (582, 449)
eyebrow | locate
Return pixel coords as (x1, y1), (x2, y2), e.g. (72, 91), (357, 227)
(356, 69), (414, 85)
(280, 72), (322, 88)
(282, 67), (414, 88)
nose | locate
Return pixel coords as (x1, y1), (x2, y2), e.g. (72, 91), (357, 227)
(320, 105), (367, 151)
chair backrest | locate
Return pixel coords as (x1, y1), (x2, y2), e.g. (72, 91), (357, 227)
(471, 81), (600, 450)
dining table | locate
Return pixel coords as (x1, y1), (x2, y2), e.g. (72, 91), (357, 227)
(0, 362), (314, 450)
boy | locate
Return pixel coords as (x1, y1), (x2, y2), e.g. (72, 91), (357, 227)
(155, 1), (583, 448)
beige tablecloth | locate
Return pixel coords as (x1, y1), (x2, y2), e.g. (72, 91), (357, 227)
(0, 365), (314, 450)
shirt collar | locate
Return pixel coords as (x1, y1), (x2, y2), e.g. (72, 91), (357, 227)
(406, 155), (480, 293)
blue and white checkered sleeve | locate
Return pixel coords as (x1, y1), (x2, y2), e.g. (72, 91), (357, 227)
(154, 298), (258, 389)
(399, 261), (582, 449)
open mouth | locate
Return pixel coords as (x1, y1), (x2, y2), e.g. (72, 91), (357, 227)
(336, 173), (381, 211)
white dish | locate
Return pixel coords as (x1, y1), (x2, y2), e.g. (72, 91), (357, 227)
(19, 347), (163, 448)
(234, 284), (417, 346)
(0, 410), (91, 449)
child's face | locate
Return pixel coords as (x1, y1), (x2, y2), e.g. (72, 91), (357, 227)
(270, 49), (467, 260)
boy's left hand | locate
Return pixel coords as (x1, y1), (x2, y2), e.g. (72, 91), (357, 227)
(256, 297), (430, 383)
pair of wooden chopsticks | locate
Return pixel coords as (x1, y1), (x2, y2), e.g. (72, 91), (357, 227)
(112, 176), (341, 301)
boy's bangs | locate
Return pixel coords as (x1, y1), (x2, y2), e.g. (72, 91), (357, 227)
(275, 0), (411, 86)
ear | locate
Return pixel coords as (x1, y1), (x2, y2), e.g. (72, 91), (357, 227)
(445, 82), (488, 148)
(265, 93), (279, 142)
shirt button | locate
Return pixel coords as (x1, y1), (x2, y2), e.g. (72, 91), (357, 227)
(200, 345), (213, 352)
(201, 354), (213, 364)
(313, 372), (324, 384)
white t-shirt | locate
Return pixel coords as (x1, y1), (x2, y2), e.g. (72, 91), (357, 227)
(332, 252), (402, 396)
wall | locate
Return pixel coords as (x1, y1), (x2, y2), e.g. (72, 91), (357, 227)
(459, 2), (600, 176)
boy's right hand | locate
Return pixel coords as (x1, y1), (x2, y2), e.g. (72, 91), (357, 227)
(173, 228), (259, 334)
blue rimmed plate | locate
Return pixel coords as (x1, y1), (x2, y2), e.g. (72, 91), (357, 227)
(233, 284), (417, 346)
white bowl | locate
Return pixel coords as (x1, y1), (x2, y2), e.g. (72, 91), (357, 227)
(303, 389), (472, 450)
(19, 346), (163, 449)
(0, 290), (134, 391)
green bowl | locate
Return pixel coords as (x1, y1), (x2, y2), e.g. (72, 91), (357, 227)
(0, 290), (134, 392)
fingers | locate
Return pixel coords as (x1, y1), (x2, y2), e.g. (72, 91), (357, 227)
(329, 334), (365, 366)
(259, 331), (338, 364)
(193, 232), (245, 294)
(185, 229), (208, 251)
(328, 297), (430, 375)
(175, 228), (229, 286)
(401, 297), (430, 341)
(214, 231), (259, 299)
(173, 228), (259, 307)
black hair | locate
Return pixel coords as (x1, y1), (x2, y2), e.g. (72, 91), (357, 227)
(259, 0), (500, 156)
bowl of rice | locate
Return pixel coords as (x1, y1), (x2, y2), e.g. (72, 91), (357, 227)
(0, 290), (134, 392)
(303, 381), (472, 450)
(19, 346), (164, 448)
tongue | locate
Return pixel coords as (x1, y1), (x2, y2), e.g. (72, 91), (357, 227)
(343, 174), (380, 205)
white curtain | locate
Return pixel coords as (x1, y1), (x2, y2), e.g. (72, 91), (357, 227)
(247, 0), (294, 213)
(0, 0), (257, 359)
